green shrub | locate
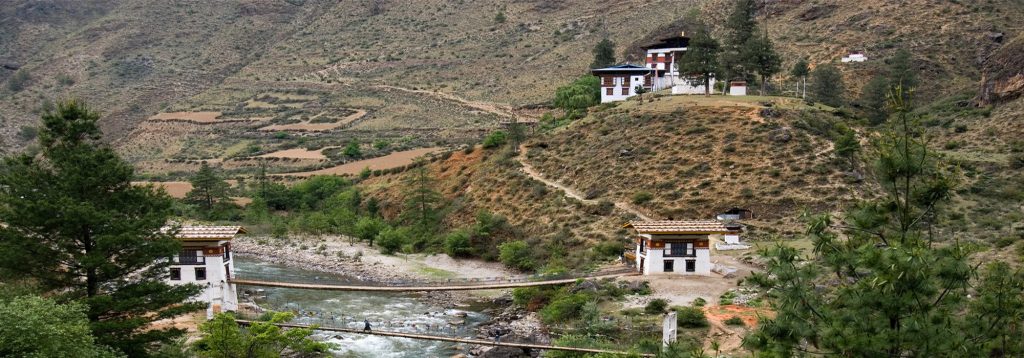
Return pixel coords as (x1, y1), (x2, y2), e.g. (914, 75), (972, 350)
(645, 299), (668, 314)
(592, 240), (623, 259)
(724, 316), (745, 326)
(482, 131), (508, 149)
(691, 297), (707, 307)
(539, 293), (589, 324)
(375, 226), (411, 254)
(994, 237), (1016, 249)
(719, 291), (737, 305)
(443, 230), (473, 257)
(632, 191), (654, 205)
(499, 240), (535, 271)
(674, 306), (708, 328)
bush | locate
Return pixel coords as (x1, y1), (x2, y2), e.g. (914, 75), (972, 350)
(482, 131), (508, 149)
(724, 316), (745, 326)
(719, 290), (737, 305)
(499, 240), (535, 271)
(632, 191), (654, 205)
(375, 226), (410, 254)
(6, 69), (30, 92)
(645, 299), (668, 314)
(539, 293), (589, 324)
(674, 306), (708, 328)
(691, 297), (707, 307)
(592, 240), (623, 259)
(443, 230), (473, 257)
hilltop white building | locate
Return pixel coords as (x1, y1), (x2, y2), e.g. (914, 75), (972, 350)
(641, 32), (717, 95)
(842, 51), (867, 63)
(591, 64), (665, 103)
(164, 225), (244, 318)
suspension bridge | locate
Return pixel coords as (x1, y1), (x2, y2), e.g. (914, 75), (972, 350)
(235, 319), (655, 357)
(228, 267), (638, 292)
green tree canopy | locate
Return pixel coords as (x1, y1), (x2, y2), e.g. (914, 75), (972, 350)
(553, 76), (600, 112)
(0, 100), (203, 356)
(0, 295), (118, 358)
(791, 58), (810, 98)
(809, 63), (844, 107)
(889, 48), (917, 93)
(720, 0), (759, 83)
(742, 31), (782, 95)
(590, 37), (617, 69)
(400, 162), (443, 236)
(744, 91), (1024, 356)
(193, 312), (330, 358)
(860, 74), (890, 125)
(676, 27), (720, 96)
(187, 162), (231, 214)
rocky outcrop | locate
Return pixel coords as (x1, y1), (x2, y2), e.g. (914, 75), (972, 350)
(976, 35), (1024, 105)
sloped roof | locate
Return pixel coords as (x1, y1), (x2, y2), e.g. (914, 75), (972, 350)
(164, 226), (246, 241)
(623, 220), (734, 234)
(591, 64), (660, 73)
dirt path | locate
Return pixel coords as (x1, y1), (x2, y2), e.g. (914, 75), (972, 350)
(374, 85), (517, 119)
(516, 145), (653, 221)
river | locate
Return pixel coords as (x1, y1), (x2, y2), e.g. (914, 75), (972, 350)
(234, 257), (492, 357)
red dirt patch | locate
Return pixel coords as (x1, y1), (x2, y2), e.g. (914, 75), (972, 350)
(148, 111), (222, 123)
(704, 305), (773, 328)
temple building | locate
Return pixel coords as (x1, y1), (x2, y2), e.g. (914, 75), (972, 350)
(625, 220), (741, 275)
(164, 225), (244, 318)
(641, 32), (717, 95)
(591, 64), (665, 103)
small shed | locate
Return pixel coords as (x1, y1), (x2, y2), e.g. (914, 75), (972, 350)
(716, 207), (754, 221)
(728, 81), (747, 96)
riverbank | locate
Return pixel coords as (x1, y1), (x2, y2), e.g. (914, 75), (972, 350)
(233, 234), (549, 356)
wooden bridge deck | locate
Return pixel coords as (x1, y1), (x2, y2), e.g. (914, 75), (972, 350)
(235, 320), (652, 357)
(228, 272), (638, 292)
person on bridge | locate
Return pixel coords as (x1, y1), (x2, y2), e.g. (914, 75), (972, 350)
(363, 319), (372, 332)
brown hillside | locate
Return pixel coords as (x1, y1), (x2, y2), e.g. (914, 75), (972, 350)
(524, 95), (865, 231)
(360, 147), (633, 266)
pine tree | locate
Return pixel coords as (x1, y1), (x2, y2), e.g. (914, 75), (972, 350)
(720, 0), (759, 87)
(742, 30), (781, 96)
(401, 162), (443, 235)
(790, 58), (810, 98)
(861, 74), (890, 125)
(0, 100), (203, 356)
(677, 27), (720, 96)
(187, 161), (230, 214)
(590, 37), (617, 69)
(744, 89), (979, 356)
(889, 48), (917, 92)
(810, 63), (844, 107)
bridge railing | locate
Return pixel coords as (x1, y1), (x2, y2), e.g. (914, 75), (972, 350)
(233, 265), (635, 288)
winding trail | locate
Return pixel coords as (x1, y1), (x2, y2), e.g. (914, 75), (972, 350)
(516, 145), (653, 221)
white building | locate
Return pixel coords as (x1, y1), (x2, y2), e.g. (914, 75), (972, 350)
(728, 81), (747, 96)
(625, 220), (741, 275)
(591, 64), (665, 103)
(841, 51), (867, 63)
(641, 33), (716, 95)
(164, 225), (244, 318)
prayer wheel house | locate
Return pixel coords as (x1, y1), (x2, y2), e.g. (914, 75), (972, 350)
(163, 225), (244, 318)
(625, 220), (742, 275)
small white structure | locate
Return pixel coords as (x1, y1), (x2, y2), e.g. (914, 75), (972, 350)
(716, 207), (753, 221)
(728, 81), (747, 96)
(626, 220), (742, 276)
(642, 32), (716, 95)
(164, 225), (244, 318)
(663, 311), (678, 348)
(841, 51), (867, 63)
(591, 64), (665, 103)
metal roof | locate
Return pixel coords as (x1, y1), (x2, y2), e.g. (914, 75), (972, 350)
(591, 64), (662, 73)
(623, 220), (735, 234)
(163, 225), (246, 241)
